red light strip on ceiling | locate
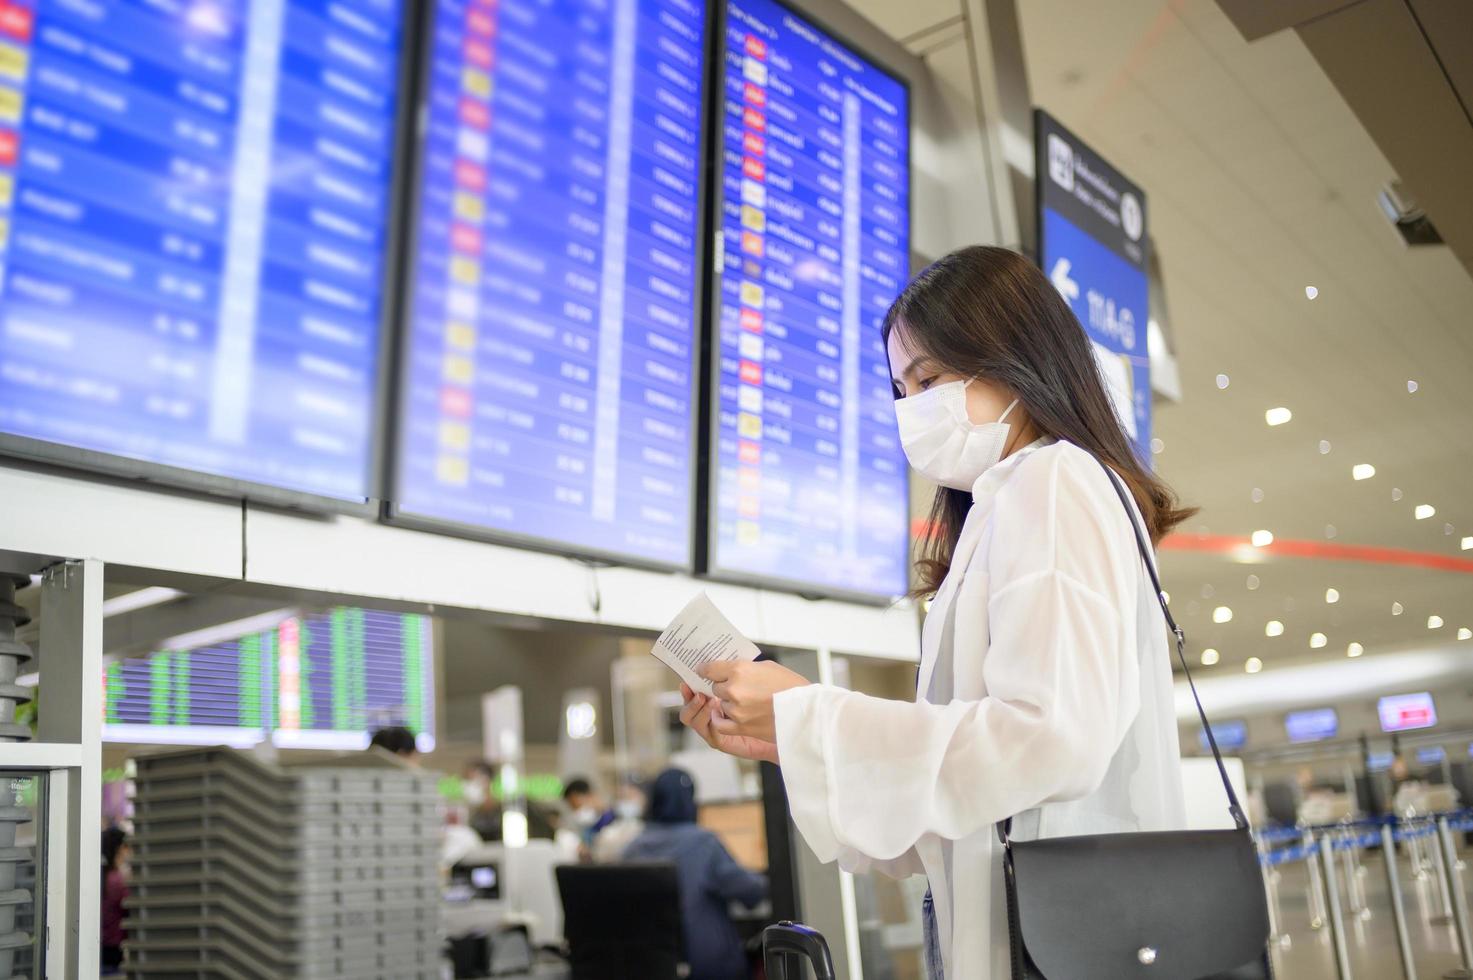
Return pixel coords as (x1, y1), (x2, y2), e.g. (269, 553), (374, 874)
(1159, 534), (1473, 575)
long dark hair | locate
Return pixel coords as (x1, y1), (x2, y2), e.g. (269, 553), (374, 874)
(883, 246), (1195, 594)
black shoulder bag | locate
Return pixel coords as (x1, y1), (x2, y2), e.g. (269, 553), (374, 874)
(1000, 457), (1272, 979)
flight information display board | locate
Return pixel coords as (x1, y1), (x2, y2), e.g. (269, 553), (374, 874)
(103, 608), (434, 750)
(0, 0), (407, 503)
(707, 0), (910, 600)
(391, 0), (708, 566)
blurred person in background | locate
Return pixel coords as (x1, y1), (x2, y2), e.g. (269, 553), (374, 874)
(369, 725), (420, 764)
(623, 769), (766, 980)
(591, 777), (648, 863)
(101, 826), (130, 974)
(462, 760), (504, 842)
(562, 776), (615, 848)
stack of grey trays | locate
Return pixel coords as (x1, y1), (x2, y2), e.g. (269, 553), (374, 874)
(1, 574), (37, 980)
(127, 746), (441, 979)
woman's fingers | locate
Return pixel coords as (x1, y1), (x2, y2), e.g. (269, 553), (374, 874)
(679, 682), (695, 702)
(678, 692), (707, 728)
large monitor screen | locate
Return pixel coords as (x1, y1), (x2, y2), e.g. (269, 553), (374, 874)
(104, 608), (434, 750)
(707, 0), (910, 600)
(0, 0), (407, 503)
(1285, 707), (1338, 743)
(1379, 692), (1437, 733)
(390, 0), (708, 567)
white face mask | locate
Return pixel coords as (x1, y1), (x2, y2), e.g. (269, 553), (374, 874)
(615, 800), (643, 821)
(895, 380), (1019, 491)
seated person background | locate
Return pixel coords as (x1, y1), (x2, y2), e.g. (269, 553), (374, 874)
(622, 768), (767, 980)
(563, 776), (616, 850)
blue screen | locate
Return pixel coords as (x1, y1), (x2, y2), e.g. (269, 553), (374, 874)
(0, 0), (404, 501)
(1416, 746), (1446, 766)
(392, 0), (706, 566)
(1285, 707), (1338, 743)
(710, 0), (910, 598)
(1198, 719), (1247, 752)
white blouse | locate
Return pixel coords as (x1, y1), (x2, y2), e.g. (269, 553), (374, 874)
(773, 439), (1187, 979)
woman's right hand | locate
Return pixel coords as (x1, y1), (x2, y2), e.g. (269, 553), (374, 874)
(679, 683), (780, 764)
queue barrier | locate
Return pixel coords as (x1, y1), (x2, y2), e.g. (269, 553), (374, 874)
(1249, 810), (1473, 980)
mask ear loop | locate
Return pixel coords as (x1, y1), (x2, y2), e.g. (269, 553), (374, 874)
(997, 398), (1021, 423)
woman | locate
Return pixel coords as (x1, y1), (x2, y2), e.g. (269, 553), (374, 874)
(621, 769), (767, 980)
(681, 246), (1192, 978)
(100, 826), (129, 973)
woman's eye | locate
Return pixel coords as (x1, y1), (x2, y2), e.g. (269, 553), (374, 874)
(918, 376), (938, 391)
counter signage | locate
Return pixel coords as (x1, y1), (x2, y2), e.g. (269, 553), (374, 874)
(1034, 108), (1151, 461)
(1285, 707), (1338, 743)
(1379, 692), (1437, 733)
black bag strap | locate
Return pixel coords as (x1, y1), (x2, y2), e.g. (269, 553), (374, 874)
(1094, 456), (1248, 831)
(997, 455), (1248, 846)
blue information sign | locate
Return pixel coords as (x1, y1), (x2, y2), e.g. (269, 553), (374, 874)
(706, 0), (910, 600)
(1285, 707), (1338, 743)
(391, 0), (707, 567)
(0, 0), (406, 502)
(1035, 109), (1151, 460)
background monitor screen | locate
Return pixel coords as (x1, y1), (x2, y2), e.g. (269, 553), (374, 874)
(707, 0), (911, 599)
(1379, 692), (1437, 732)
(1198, 719), (1247, 753)
(1416, 746), (1446, 766)
(104, 608), (435, 751)
(1285, 707), (1338, 743)
(1366, 751), (1395, 772)
(0, 0), (407, 502)
(391, 0), (707, 567)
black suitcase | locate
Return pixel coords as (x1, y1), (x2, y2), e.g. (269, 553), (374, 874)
(762, 921), (837, 980)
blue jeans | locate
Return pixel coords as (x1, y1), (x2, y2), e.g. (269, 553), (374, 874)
(922, 890), (945, 980)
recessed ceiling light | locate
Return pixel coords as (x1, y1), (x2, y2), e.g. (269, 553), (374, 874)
(1250, 487), (1264, 503)
(1265, 620), (1284, 637)
(1392, 601), (1404, 616)
(1265, 407), (1292, 426)
(1324, 524), (1337, 539)
(1352, 464), (1375, 481)
(1201, 648), (1220, 666)
(1347, 642), (1364, 658)
(1251, 530), (1274, 547)
(1150, 438), (1165, 454)
(1318, 440), (1331, 454)
(1445, 524), (1455, 536)
(1462, 537), (1473, 551)
(1245, 657), (1263, 674)
(1304, 285), (1318, 300)
(1392, 488), (1403, 501)
(1215, 374), (1230, 389)
(1325, 588), (1339, 604)
(1415, 504), (1436, 520)
(1460, 628), (1472, 641)
(1428, 615), (1444, 629)
(1407, 380), (1419, 393)
(1213, 606), (1233, 624)
(1310, 632), (1328, 648)
(1245, 574), (1260, 591)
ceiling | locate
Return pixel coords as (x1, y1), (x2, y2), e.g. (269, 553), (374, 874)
(844, 0), (1473, 674)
